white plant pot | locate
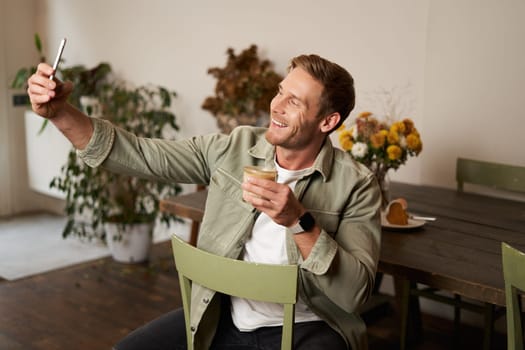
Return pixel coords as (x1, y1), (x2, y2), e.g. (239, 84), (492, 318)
(79, 96), (102, 118)
(24, 110), (71, 199)
(105, 222), (153, 263)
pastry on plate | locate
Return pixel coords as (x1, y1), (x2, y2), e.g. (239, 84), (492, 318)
(386, 198), (409, 225)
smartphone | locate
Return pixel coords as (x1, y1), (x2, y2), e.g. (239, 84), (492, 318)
(49, 38), (67, 81)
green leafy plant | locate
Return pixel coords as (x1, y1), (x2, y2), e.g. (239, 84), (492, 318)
(50, 80), (182, 241)
(60, 63), (112, 109)
(14, 33), (182, 242)
(10, 34), (46, 89)
(10, 33), (112, 134)
(201, 44), (282, 134)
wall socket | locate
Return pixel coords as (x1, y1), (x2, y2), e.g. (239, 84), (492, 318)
(13, 94), (29, 106)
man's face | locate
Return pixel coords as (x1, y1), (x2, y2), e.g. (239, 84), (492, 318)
(265, 67), (324, 150)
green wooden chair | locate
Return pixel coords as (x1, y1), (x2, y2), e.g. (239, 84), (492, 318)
(456, 157), (525, 193)
(454, 158), (525, 347)
(171, 235), (299, 350)
(502, 242), (525, 350)
(400, 158), (525, 350)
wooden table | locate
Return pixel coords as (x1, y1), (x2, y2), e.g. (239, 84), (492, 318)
(160, 188), (208, 246)
(381, 183), (525, 349)
(161, 182), (525, 307)
(381, 183), (525, 308)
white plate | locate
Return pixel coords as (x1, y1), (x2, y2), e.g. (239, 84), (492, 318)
(381, 212), (425, 231)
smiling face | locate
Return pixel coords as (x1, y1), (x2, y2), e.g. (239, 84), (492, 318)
(265, 67), (328, 162)
(264, 54), (353, 169)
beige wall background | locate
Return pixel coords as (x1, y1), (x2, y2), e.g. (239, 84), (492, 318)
(2, 0), (68, 216)
(2, 0), (524, 216)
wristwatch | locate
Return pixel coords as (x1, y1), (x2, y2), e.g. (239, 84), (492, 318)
(288, 212), (316, 234)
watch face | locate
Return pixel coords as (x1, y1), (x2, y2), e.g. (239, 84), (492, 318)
(300, 212), (315, 231)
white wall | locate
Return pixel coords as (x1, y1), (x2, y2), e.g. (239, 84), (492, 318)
(422, 0), (525, 189)
(1, 0), (65, 216)
(0, 0), (11, 215)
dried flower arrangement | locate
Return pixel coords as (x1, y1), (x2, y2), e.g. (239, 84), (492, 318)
(201, 44), (283, 134)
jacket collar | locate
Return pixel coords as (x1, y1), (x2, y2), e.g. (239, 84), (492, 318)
(248, 134), (334, 182)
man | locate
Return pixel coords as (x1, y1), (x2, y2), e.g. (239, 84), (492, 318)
(28, 54), (381, 350)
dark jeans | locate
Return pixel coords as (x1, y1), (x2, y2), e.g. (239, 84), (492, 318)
(115, 298), (348, 350)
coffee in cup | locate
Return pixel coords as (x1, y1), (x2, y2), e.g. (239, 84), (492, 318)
(243, 166), (277, 182)
(242, 166), (277, 199)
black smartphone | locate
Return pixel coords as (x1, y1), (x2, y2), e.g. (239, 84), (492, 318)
(49, 38), (67, 81)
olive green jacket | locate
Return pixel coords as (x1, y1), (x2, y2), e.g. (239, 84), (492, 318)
(79, 118), (382, 350)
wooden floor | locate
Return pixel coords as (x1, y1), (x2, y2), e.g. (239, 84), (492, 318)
(0, 241), (507, 349)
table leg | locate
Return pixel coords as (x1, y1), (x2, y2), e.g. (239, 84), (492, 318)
(189, 221), (199, 247)
(188, 184), (206, 246)
(482, 303), (495, 350)
(396, 277), (422, 350)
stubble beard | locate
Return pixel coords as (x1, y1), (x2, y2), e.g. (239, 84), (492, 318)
(265, 128), (313, 151)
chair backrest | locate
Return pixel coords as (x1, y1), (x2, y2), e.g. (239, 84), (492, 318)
(502, 242), (525, 350)
(171, 235), (298, 350)
(456, 157), (525, 193)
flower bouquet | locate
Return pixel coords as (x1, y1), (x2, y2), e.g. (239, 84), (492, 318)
(338, 111), (423, 209)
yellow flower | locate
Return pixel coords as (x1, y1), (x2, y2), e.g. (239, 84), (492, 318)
(338, 130), (354, 151)
(390, 124), (398, 132)
(338, 111), (422, 172)
(406, 132), (423, 154)
(393, 121), (406, 134)
(387, 128), (399, 144)
(370, 132), (386, 148)
(387, 145), (402, 160)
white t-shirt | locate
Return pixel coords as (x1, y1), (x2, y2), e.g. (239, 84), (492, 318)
(231, 162), (322, 331)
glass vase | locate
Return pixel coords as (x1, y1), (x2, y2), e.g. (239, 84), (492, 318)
(377, 172), (391, 211)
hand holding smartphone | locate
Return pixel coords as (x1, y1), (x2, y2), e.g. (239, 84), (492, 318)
(49, 38), (67, 81)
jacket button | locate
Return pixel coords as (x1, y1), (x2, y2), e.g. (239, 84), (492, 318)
(202, 298), (209, 304)
(191, 326), (196, 332)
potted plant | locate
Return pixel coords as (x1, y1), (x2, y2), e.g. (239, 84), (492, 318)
(49, 79), (182, 263)
(201, 44), (283, 134)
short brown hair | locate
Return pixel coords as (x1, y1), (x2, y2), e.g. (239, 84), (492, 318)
(288, 54), (355, 132)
